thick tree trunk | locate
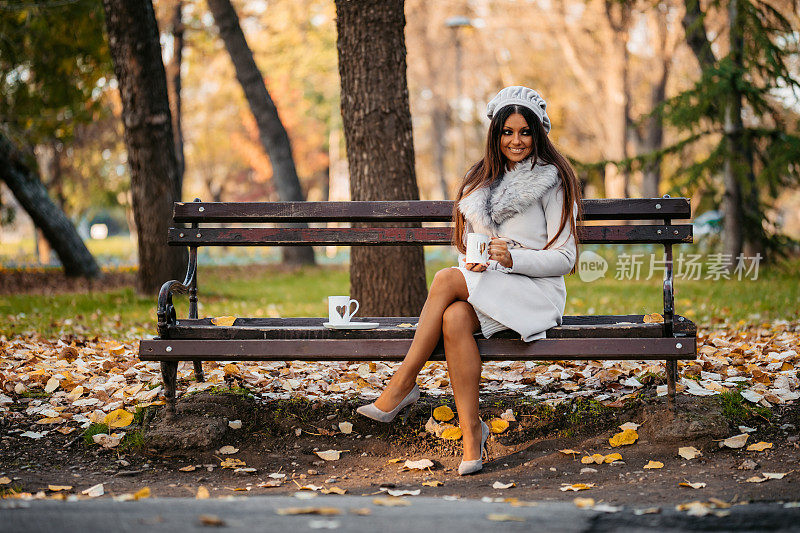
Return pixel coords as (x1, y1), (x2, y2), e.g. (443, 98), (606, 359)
(335, 0), (427, 316)
(166, 0), (185, 187)
(0, 133), (100, 277)
(101, 0), (187, 294)
(206, 0), (314, 266)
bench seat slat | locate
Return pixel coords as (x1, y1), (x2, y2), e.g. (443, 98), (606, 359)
(168, 225), (692, 246)
(165, 315), (695, 340)
(173, 198), (691, 223)
(139, 337), (696, 361)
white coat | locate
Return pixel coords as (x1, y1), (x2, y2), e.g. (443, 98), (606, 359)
(455, 158), (578, 342)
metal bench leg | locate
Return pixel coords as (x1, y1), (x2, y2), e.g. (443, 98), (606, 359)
(666, 359), (678, 412)
(192, 361), (205, 382)
(161, 361), (179, 415)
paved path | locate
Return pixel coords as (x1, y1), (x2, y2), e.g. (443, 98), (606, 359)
(1, 496), (798, 532)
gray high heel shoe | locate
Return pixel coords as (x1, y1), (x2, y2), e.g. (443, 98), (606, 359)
(356, 384), (420, 423)
(458, 420), (490, 476)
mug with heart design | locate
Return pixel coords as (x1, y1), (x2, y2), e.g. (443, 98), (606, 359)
(466, 232), (491, 264)
(328, 296), (359, 325)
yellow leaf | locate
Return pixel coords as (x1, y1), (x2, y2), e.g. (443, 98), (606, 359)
(679, 481), (706, 489)
(490, 418), (510, 434)
(133, 487), (151, 500)
(388, 458), (404, 464)
(48, 485), (72, 491)
(220, 458), (246, 468)
(0, 477), (10, 485)
(746, 441), (773, 452)
(315, 450), (342, 461)
(212, 316), (237, 326)
(179, 465), (197, 472)
(103, 409), (134, 428)
(573, 497), (595, 508)
(644, 460), (664, 469)
(432, 406), (454, 422)
(372, 497), (411, 507)
(609, 429), (639, 447)
(217, 445), (238, 455)
(603, 453), (623, 464)
(560, 483), (595, 492)
(487, 514), (525, 522)
(678, 446), (702, 460)
(720, 434), (749, 449)
(196, 486), (210, 499)
(559, 449), (581, 456)
(422, 481), (443, 487)
(440, 427), (463, 440)
(321, 486), (347, 495)
(223, 364), (239, 376)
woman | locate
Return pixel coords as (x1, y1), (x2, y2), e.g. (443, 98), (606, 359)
(357, 86), (582, 475)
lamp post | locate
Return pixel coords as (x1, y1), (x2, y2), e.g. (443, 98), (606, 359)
(445, 16), (472, 185)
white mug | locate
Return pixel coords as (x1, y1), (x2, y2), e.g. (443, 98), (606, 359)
(466, 232), (491, 264)
(328, 296), (359, 324)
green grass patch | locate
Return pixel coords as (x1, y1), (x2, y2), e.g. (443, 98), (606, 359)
(82, 423), (110, 445)
(0, 254), (797, 339)
(120, 429), (146, 451)
(719, 390), (773, 424)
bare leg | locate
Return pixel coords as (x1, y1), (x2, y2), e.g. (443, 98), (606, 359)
(373, 268), (470, 412)
(442, 301), (483, 461)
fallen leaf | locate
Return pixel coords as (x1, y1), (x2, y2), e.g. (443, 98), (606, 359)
(257, 480), (282, 488)
(349, 508), (371, 515)
(559, 449), (581, 456)
(228, 420), (242, 430)
(20, 431), (46, 439)
(234, 467), (257, 474)
(738, 459), (758, 470)
(746, 441), (773, 452)
(48, 485), (73, 491)
(440, 427), (463, 440)
(211, 316), (237, 326)
(581, 454), (605, 465)
(56, 427), (76, 435)
(217, 445), (239, 455)
(220, 458), (246, 469)
(388, 458), (404, 464)
(678, 446), (702, 460)
(634, 507), (662, 515)
(338, 422), (353, 434)
(560, 483), (595, 492)
(432, 406), (454, 422)
(268, 473), (286, 479)
(644, 460), (664, 469)
(315, 450), (342, 461)
(196, 486), (210, 499)
(198, 514), (225, 526)
(603, 453), (623, 464)
(720, 434), (749, 449)
(679, 481), (706, 489)
(573, 497), (595, 508)
(492, 481), (515, 489)
(0, 477), (10, 485)
(609, 429), (638, 447)
(403, 459), (434, 470)
(489, 418), (509, 434)
(179, 465), (197, 472)
(103, 409), (134, 429)
(372, 497), (411, 507)
(619, 422), (641, 431)
(422, 481), (443, 487)
(381, 488), (420, 496)
(133, 487), (151, 500)
(500, 409), (516, 422)
(92, 433), (123, 448)
(746, 476), (768, 483)
(487, 514), (525, 522)
(82, 483), (104, 497)
(764, 472), (788, 479)
(321, 487), (347, 495)
(44, 377), (60, 393)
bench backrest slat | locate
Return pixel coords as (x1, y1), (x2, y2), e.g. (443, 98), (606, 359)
(168, 224), (692, 246)
(173, 198), (691, 223)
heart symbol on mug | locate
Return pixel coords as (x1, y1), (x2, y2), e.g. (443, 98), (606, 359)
(336, 305), (347, 318)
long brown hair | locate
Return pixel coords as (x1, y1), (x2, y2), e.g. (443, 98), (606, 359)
(452, 104), (583, 275)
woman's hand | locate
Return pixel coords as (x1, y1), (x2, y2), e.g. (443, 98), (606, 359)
(465, 262), (487, 272)
(489, 237), (513, 268)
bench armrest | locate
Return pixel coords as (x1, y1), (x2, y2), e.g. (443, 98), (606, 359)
(156, 254), (197, 338)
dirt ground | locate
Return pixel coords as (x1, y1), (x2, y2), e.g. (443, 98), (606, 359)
(2, 389), (799, 506)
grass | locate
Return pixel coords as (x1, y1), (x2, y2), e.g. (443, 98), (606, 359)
(719, 390), (773, 424)
(0, 252), (798, 339)
(82, 423), (110, 445)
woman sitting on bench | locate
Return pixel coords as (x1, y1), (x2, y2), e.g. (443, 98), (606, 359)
(357, 86), (582, 475)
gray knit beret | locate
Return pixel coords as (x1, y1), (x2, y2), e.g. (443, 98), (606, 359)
(486, 86), (551, 133)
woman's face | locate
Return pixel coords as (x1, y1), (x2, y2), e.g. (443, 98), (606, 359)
(500, 113), (533, 165)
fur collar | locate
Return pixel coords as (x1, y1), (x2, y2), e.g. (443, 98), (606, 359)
(458, 158), (559, 234)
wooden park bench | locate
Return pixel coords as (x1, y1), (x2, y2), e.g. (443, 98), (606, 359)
(138, 197), (696, 412)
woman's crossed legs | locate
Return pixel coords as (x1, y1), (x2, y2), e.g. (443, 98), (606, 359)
(373, 267), (485, 462)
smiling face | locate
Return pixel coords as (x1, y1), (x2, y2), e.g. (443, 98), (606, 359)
(499, 113), (533, 167)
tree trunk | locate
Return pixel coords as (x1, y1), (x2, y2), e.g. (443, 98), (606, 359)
(101, 0), (187, 294)
(206, 0), (314, 266)
(165, 0), (185, 187)
(0, 133), (100, 277)
(335, 0), (427, 317)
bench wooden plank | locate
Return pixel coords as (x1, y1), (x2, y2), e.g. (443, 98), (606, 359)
(139, 337), (696, 361)
(165, 315), (695, 340)
(173, 198), (691, 223)
(168, 224), (692, 246)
